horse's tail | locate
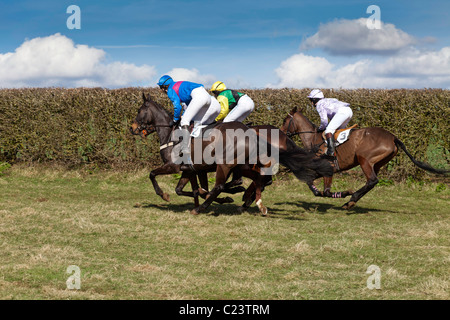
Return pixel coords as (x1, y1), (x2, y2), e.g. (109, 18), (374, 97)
(279, 148), (334, 182)
(394, 138), (449, 175)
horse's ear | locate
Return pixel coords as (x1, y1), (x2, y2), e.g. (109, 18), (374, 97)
(290, 106), (298, 115)
(142, 92), (147, 102)
(146, 93), (151, 101)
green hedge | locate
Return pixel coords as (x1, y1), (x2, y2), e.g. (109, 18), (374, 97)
(0, 88), (448, 179)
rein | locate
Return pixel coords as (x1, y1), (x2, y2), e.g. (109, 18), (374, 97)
(132, 122), (176, 151)
(285, 114), (318, 138)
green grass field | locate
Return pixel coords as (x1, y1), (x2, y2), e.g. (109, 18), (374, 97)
(0, 165), (448, 300)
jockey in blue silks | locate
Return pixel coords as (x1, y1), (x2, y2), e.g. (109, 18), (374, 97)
(157, 75), (220, 154)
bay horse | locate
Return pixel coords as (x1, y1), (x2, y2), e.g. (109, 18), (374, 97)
(186, 121), (334, 215)
(281, 107), (448, 209)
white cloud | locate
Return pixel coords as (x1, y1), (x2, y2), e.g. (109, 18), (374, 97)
(166, 68), (216, 88)
(301, 18), (416, 56)
(269, 47), (450, 89)
(269, 54), (334, 88)
(0, 33), (156, 88)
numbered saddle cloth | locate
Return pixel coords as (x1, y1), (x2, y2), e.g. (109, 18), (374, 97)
(322, 124), (358, 147)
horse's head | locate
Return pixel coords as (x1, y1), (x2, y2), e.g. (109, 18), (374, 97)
(280, 107), (299, 136)
(130, 93), (158, 138)
(281, 106), (318, 147)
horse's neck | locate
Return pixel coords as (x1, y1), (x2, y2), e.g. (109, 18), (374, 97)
(296, 113), (322, 147)
(156, 126), (172, 145)
(151, 104), (175, 164)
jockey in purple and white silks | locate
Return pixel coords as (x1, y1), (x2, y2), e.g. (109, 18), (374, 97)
(308, 89), (353, 156)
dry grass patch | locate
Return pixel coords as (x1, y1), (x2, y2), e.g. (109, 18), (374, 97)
(0, 166), (448, 299)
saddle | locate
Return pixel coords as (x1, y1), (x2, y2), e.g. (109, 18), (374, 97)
(322, 124), (358, 146)
(189, 121), (219, 138)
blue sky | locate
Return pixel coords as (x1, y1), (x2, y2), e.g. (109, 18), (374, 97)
(1, 0), (449, 88)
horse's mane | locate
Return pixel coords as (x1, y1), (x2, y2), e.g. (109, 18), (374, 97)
(147, 97), (172, 124)
(296, 109), (317, 130)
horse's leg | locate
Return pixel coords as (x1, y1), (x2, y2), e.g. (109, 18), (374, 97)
(238, 169), (268, 215)
(322, 176), (354, 199)
(196, 170), (234, 204)
(175, 171), (196, 198)
(189, 173), (200, 208)
(191, 165), (232, 215)
(197, 170), (210, 198)
(254, 176), (268, 216)
(149, 163), (180, 202)
(342, 157), (379, 210)
(239, 182), (256, 214)
(174, 171), (201, 207)
(224, 168), (243, 188)
(180, 169), (233, 204)
(308, 182), (324, 197)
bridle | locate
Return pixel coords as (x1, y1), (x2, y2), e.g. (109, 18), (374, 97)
(131, 122), (171, 136)
(285, 114), (318, 138)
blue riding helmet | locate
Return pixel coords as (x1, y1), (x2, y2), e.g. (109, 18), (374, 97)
(157, 75), (174, 87)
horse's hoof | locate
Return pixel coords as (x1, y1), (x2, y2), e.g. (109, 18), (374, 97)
(162, 193), (170, 202)
(190, 208), (200, 215)
(260, 206), (268, 216)
(230, 178), (243, 186)
(342, 201), (356, 210)
(224, 197), (234, 203)
(224, 186), (246, 194)
(232, 186), (246, 193)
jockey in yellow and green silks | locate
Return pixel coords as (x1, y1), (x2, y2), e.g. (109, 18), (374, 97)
(210, 81), (255, 123)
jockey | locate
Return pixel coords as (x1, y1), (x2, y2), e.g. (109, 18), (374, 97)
(210, 81), (255, 123)
(308, 89), (353, 156)
(157, 75), (220, 153)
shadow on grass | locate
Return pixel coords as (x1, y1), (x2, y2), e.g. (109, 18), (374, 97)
(273, 201), (395, 215)
(136, 200), (307, 220)
(135, 198), (394, 219)
(135, 201), (257, 216)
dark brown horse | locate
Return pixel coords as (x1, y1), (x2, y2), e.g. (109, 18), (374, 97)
(130, 93), (243, 207)
(281, 107), (448, 209)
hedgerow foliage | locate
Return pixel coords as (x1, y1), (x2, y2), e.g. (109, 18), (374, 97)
(0, 87), (448, 180)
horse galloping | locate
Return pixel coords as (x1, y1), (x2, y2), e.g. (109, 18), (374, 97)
(130, 93), (244, 208)
(186, 121), (335, 215)
(281, 107), (448, 209)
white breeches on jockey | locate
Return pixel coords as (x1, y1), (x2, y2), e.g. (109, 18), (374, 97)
(223, 95), (255, 123)
(180, 87), (218, 126)
(324, 107), (353, 134)
(195, 95), (221, 125)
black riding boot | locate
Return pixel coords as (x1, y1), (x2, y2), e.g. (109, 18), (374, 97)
(325, 133), (335, 156)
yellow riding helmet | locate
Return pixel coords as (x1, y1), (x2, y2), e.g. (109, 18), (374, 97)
(211, 81), (226, 92)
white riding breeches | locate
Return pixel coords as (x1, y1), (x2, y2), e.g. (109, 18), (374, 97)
(180, 87), (213, 126)
(223, 95), (255, 123)
(324, 107), (353, 134)
(196, 95), (221, 125)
